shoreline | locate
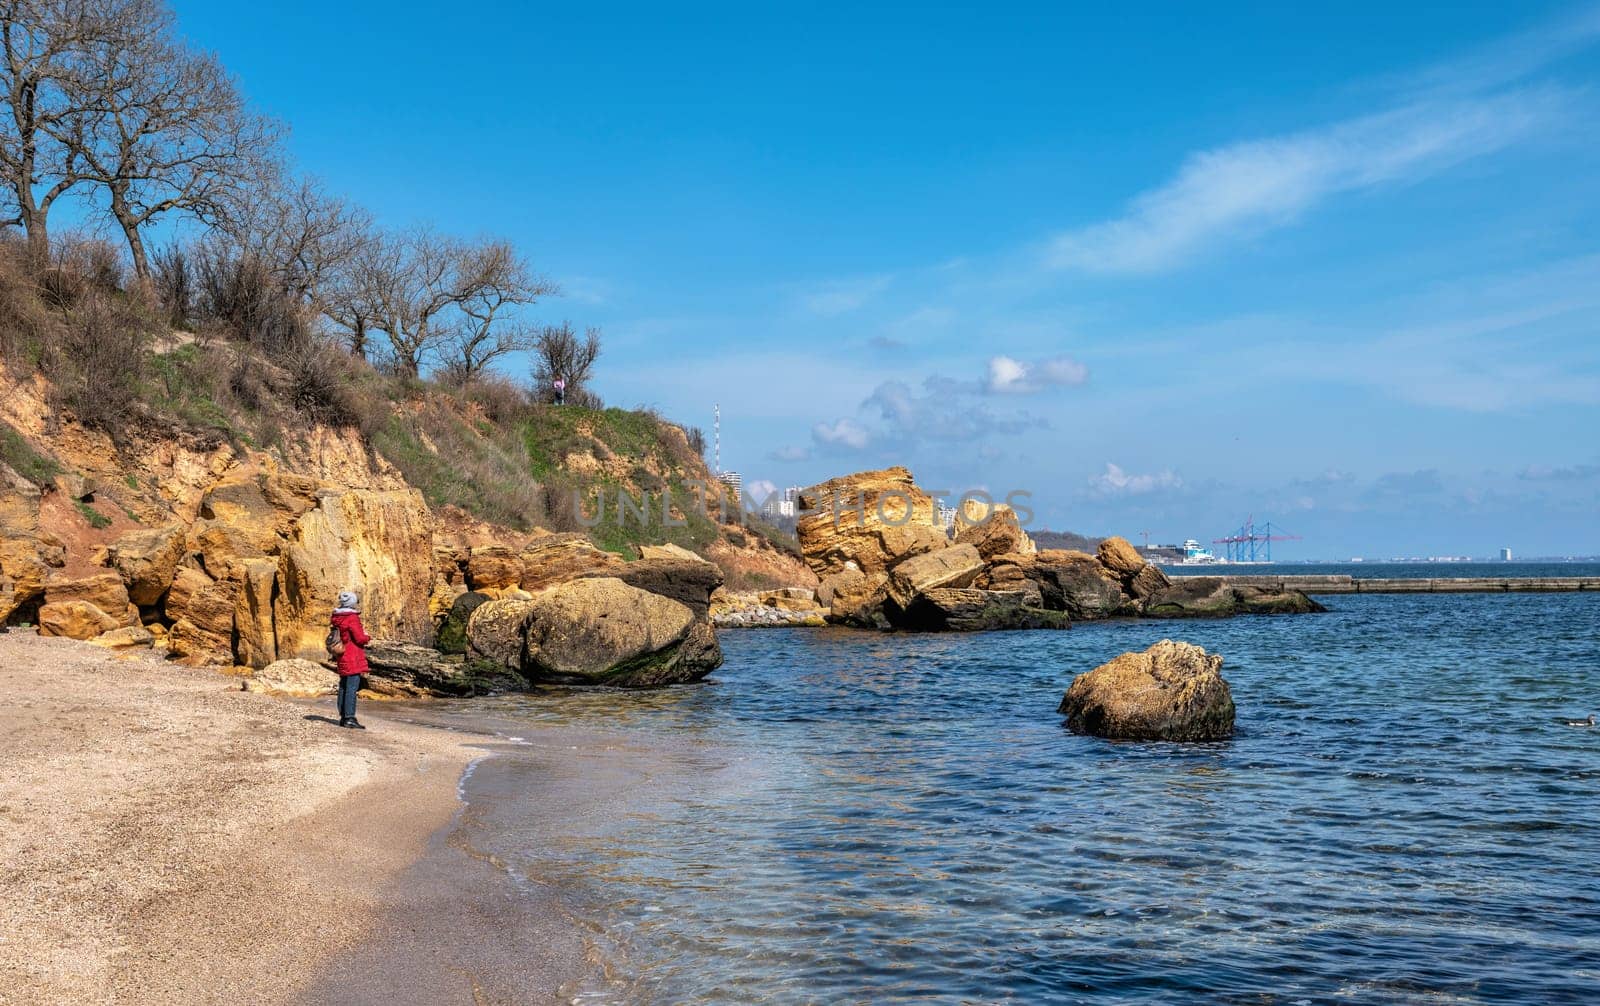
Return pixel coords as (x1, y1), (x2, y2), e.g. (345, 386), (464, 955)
(0, 632), (590, 1005)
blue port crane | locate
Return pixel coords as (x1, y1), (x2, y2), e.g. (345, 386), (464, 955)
(1213, 515), (1301, 563)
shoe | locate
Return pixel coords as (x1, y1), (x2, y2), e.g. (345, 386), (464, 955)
(338, 717), (354, 728)
(346, 718), (367, 730)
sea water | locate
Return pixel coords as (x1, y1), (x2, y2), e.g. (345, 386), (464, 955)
(426, 587), (1600, 1004)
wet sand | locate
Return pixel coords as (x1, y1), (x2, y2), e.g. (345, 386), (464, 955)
(0, 633), (587, 1005)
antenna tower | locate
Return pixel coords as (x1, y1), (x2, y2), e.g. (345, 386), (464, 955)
(714, 403), (721, 474)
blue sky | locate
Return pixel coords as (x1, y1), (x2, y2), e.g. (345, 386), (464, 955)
(158, 1), (1599, 557)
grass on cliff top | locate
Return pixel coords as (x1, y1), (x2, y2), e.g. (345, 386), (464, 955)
(0, 420), (61, 486)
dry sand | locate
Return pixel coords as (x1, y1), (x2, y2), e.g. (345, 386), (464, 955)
(0, 632), (586, 1005)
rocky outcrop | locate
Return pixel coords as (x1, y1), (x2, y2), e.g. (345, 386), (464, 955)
(165, 565), (237, 665)
(43, 572), (136, 627)
(466, 545), (523, 593)
(1059, 640), (1235, 741)
(517, 533), (625, 591)
(466, 597), (538, 672)
(901, 588), (1071, 632)
(953, 503), (1035, 558)
(436, 590), (490, 655)
(274, 488), (435, 662)
(1030, 550), (1134, 619)
(106, 525), (186, 607)
(796, 466), (945, 577)
(520, 577), (722, 686)
(1141, 577), (1326, 618)
(885, 544), (985, 610)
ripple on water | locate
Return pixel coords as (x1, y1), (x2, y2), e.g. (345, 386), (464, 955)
(452, 592), (1600, 1004)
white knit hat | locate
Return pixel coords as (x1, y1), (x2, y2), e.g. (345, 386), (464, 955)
(336, 590), (360, 610)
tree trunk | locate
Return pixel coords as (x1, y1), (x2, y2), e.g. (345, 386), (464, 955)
(109, 189), (153, 298)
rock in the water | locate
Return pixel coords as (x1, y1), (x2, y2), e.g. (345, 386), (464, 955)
(521, 577), (721, 686)
(248, 658), (336, 697)
(1059, 640), (1234, 741)
(107, 525), (187, 607)
(885, 543), (984, 610)
(795, 467), (945, 577)
(827, 572), (891, 629)
(901, 587), (1070, 632)
(1096, 536), (1146, 578)
(1141, 578), (1325, 618)
(973, 552), (1044, 608)
(1030, 550), (1134, 619)
(38, 600), (120, 640)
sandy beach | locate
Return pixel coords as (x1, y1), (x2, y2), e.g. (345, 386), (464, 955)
(0, 632), (585, 1005)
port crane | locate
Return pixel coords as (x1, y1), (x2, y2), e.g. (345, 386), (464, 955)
(1213, 515), (1301, 563)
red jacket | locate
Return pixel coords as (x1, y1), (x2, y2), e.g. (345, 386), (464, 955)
(331, 610), (371, 676)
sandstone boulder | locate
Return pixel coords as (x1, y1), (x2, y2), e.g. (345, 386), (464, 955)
(107, 524), (187, 606)
(38, 600), (119, 640)
(1096, 536), (1146, 578)
(1031, 550), (1134, 619)
(90, 625), (155, 649)
(1127, 563), (1172, 601)
(200, 471), (320, 547)
(466, 545), (523, 592)
(517, 533), (625, 591)
(611, 556), (724, 617)
(637, 542), (702, 562)
(795, 467), (945, 577)
(954, 507), (1036, 560)
(0, 534), (55, 624)
(826, 572), (891, 629)
(248, 658), (336, 698)
(521, 577), (721, 686)
(165, 566), (238, 665)
(1059, 640), (1235, 741)
(466, 597), (538, 671)
(233, 559), (279, 669)
(885, 543), (985, 610)
(44, 572), (135, 626)
(973, 552), (1045, 608)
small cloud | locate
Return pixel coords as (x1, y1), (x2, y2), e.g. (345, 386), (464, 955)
(986, 354), (1089, 394)
(869, 335), (907, 351)
(768, 445), (812, 462)
(812, 418), (871, 449)
(745, 479), (778, 504)
(559, 275), (612, 305)
(1087, 462), (1183, 497)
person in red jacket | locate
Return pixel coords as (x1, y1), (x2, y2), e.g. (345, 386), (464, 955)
(331, 590), (371, 730)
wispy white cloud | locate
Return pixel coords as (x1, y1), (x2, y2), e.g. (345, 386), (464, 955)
(768, 445), (813, 463)
(1047, 88), (1569, 274)
(986, 354), (1089, 394)
(1087, 463), (1183, 497)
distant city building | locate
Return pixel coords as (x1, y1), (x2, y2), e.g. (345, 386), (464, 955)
(717, 470), (742, 503)
(783, 485), (802, 504)
(1500, 547), (1513, 561)
(761, 496), (795, 519)
(936, 503), (958, 530)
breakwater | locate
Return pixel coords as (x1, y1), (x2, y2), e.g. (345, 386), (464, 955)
(1170, 574), (1597, 594)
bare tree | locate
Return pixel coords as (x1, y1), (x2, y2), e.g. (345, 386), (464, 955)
(321, 225), (393, 360)
(360, 226), (466, 377)
(218, 171), (371, 306)
(60, 0), (279, 283)
(438, 238), (555, 381)
(0, 0), (94, 265)
(532, 321), (601, 405)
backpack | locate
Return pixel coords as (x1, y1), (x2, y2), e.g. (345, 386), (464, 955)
(325, 624), (346, 659)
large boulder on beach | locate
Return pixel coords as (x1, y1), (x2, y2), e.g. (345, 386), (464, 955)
(517, 533), (625, 591)
(885, 543), (985, 609)
(1059, 640), (1234, 741)
(37, 599), (120, 640)
(795, 467), (946, 577)
(466, 597), (539, 670)
(44, 572), (136, 627)
(610, 555), (724, 618)
(247, 658), (336, 698)
(521, 577), (722, 686)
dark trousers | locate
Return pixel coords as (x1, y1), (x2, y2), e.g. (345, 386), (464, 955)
(337, 674), (360, 720)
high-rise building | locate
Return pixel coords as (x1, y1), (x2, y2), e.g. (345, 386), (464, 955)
(936, 503), (958, 530)
(1499, 547), (1513, 561)
(717, 470), (742, 503)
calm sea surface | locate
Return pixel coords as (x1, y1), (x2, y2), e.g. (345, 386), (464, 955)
(423, 582), (1600, 1004)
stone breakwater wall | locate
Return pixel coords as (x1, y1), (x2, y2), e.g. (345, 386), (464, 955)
(1170, 574), (1598, 594)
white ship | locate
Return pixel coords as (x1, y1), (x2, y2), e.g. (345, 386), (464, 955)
(1178, 539), (1219, 564)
